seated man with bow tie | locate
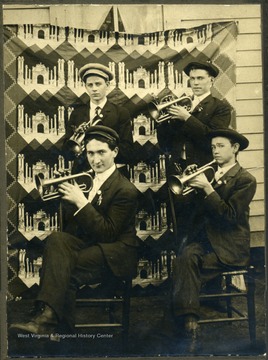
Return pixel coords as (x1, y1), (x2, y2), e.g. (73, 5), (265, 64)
(10, 126), (140, 335)
(170, 129), (256, 352)
(63, 62), (134, 178)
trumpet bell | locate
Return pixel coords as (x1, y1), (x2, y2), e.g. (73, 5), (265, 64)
(65, 139), (83, 159)
(168, 175), (184, 195)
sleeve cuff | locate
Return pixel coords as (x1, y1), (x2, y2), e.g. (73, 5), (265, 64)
(74, 201), (90, 216)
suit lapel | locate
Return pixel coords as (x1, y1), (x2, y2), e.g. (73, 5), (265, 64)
(192, 94), (212, 114)
(213, 162), (241, 189)
(91, 168), (119, 206)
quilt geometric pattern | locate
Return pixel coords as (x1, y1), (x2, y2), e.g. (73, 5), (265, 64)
(4, 21), (238, 298)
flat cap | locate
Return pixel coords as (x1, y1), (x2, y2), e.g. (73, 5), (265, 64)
(85, 125), (119, 145)
(79, 63), (114, 82)
(207, 128), (249, 150)
(184, 59), (219, 77)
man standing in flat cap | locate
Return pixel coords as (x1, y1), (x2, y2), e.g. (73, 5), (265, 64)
(169, 129), (256, 352)
(156, 58), (232, 250)
(63, 62), (134, 178)
(10, 126), (139, 335)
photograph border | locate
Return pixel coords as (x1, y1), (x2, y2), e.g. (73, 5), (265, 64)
(0, 1), (267, 359)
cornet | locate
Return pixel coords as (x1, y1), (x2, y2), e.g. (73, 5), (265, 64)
(65, 118), (103, 159)
(168, 160), (216, 196)
(148, 95), (193, 124)
(35, 171), (93, 201)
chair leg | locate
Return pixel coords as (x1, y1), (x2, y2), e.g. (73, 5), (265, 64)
(122, 279), (131, 352)
(246, 269), (257, 345)
(225, 274), (233, 318)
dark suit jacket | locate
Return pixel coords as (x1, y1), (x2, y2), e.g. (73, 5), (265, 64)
(190, 162), (256, 267)
(64, 100), (134, 165)
(66, 168), (140, 278)
(157, 94), (231, 169)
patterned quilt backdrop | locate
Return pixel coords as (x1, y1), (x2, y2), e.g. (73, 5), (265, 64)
(4, 21), (238, 299)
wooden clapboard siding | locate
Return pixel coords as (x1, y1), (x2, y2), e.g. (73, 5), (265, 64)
(236, 83), (263, 100)
(237, 51), (262, 67)
(236, 116), (263, 133)
(236, 100), (263, 116)
(243, 133), (264, 150)
(237, 67), (262, 84)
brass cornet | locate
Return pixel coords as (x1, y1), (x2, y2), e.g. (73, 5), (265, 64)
(65, 118), (103, 159)
(35, 171), (93, 201)
(168, 160), (216, 196)
(148, 95), (193, 124)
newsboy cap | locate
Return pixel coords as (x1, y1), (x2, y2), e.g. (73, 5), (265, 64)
(85, 125), (120, 145)
(183, 59), (219, 77)
(207, 128), (249, 151)
(79, 63), (114, 82)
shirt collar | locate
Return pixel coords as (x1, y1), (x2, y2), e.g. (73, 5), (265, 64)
(91, 97), (107, 111)
(195, 91), (211, 102)
(217, 162), (237, 176)
(95, 164), (116, 183)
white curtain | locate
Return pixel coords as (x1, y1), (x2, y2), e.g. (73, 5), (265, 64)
(49, 5), (112, 30)
(118, 5), (164, 33)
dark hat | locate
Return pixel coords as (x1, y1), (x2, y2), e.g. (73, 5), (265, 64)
(85, 125), (119, 145)
(79, 63), (114, 82)
(183, 59), (219, 77)
(207, 128), (249, 150)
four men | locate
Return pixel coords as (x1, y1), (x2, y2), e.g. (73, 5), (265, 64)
(11, 60), (257, 352)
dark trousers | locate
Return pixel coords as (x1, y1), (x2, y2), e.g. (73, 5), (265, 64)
(171, 242), (230, 319)
(36, 232), (111, 328)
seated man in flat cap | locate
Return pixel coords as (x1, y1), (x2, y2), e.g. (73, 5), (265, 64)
(157, 58), (232, 250)
(63, 62), (134, 178)
(170, 129), (256, 352)
(10, 126), (140, 335)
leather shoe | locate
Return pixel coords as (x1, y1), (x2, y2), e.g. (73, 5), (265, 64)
(10, 304), (58, 335)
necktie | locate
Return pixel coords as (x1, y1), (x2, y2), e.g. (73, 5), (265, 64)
(91, 106), (102, 126)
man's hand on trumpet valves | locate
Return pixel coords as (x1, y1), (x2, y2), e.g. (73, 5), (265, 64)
(58, 181), (88, 208)
(187, 172), (214, 196)
(183, 164), (198, 176)
(168, 104), (191, 121)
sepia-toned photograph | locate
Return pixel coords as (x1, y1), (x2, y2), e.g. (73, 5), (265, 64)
(1, 2), (267, 360)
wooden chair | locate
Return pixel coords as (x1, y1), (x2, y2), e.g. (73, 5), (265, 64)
(198, 266), (256, 345)
(75, 277), (132, 352)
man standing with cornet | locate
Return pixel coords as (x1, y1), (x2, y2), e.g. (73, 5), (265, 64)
(169, 129), (256, 353)
(63, 63), (134, 178)
(157, 59), (231, 170)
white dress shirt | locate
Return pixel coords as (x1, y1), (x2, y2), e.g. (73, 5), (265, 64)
(74, 164), (116, 216)
(89, 98), (107, 125)
(214, 162), (236, 182)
